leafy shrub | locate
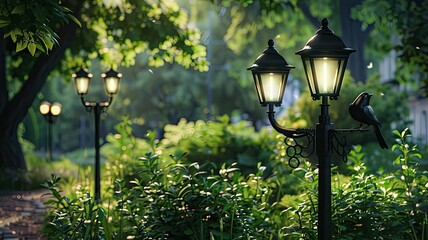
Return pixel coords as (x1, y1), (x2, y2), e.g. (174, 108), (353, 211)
(160, 115), (277, 174)
(102, 117), (154, 186)
(43, 118), (428, 239)
(43, 154), (279, 239)
(111, 153), (276, 239)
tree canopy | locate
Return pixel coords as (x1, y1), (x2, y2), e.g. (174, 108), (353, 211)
(1, 0), (426, 177)
(0, 0), (208, 173)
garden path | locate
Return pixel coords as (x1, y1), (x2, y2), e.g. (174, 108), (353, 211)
(0, 190), (49, 240)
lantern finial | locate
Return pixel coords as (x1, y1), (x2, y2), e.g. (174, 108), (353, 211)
(321, 18), (328, 27)
(317, 18), (333, 34)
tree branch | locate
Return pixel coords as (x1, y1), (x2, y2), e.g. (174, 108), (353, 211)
(298, 2), (320, 28)
(364, 23), (374, 34)
(2, 22), (78, 126)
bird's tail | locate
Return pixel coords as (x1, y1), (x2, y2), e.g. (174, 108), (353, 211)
(374, 125), (388, 149)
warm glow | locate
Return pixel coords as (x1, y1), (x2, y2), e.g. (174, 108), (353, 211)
(75, 77), (90, 95)
(270, 73), (274, 100)
(104, 77), (119, 95)
(314, 58), (337, 94)
(39, 102), (51, 115)
(261, 73), (283, 102)
(50, 103), (62, 116)
(323, 58), (328, 92)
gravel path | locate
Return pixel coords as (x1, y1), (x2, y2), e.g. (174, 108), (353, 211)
(0, 190), (50, 240)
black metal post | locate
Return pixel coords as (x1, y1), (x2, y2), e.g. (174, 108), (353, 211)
(74, 67), (121, 203)
(93, 104), (101, 202)
(316, 96), (333, 240)
(48, 117), (53, 161)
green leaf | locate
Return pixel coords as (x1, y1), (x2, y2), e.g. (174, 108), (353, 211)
(11, 4), (25, 14)
(184, 229), (193, 235)
(43, 37), (55, 51)
(16, 41), (27, 52)
(67, 13), (82, 27)
(0, 18), (9, 28)
(28, 42), (36, 56)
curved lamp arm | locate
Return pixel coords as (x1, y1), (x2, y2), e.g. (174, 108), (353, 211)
(80, 95), (113, 112)
(267, 104), (310, 138)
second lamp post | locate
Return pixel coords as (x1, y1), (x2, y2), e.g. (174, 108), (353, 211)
(73, 67), (122, 202)
(39, 101), (62, 161)
(248, 18), (357, 240)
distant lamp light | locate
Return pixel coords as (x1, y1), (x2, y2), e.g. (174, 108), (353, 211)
(39, 101), (51, 115)
(72, 68), (93, 95)
(39, 100), (61, 162)
(50, 102), (62, 116)
(102, 69), (122, 95)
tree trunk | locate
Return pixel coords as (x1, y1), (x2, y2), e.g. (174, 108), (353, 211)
(0, 23), (78, 173)
(339, 0), (373, 83)
(0, 123), (25, 171)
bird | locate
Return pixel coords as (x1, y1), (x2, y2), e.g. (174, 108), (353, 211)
(349, 92), (388, 149)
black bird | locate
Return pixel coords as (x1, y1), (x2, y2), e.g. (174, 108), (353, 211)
(349, 92), (388, 149)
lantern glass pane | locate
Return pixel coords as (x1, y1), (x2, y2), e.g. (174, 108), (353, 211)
(303, 59), (316, 95)
(313, 58), (339, 94)
(260, 73), (285, 103)
(253, 74), (264, 103)
(104, 77), (119, 95)
(75, 77), (90, 95)
(334, 59), (345, 93)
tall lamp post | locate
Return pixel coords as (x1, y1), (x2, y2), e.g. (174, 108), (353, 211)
(248, 18), (368, 240)
(39, 101), (62, 161)
(73, 67), (122, 202)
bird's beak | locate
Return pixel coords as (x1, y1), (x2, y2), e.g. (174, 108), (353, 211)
(368, 93), (373, 97)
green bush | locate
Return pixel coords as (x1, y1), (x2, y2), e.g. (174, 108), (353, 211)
(43, 117), (428, 239)
(43, 157), (279, 239)
(160, 115), (277, 174)
(101, 116), (278, 190)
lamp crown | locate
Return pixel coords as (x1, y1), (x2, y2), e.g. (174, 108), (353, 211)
(296, 18), (355, 55)
(102, 68), (122, 79)
(72, 67), (93, 79)
(248, 39), (294, 71)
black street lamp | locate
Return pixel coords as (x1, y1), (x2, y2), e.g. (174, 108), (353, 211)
(73, 67), (122, 202)
(248, 18), (369, 240)
(39, 101), (62, 161)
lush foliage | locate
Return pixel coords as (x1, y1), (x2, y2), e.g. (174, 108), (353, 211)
(42, 118), (428, 239)
(0, 0), (80, 55)
(19, 0), (426, 156)
(43, 158), (277, 239)
(0, 0), (210, 174)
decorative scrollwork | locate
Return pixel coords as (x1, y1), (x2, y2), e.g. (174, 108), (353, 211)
(330, 131), (352, 163)
(331, 127), (368, 163)
(283, 129), (315, 168)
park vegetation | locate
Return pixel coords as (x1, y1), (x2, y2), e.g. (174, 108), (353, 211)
(40, 118), (427, 239)
(1, 0), (427, 239)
